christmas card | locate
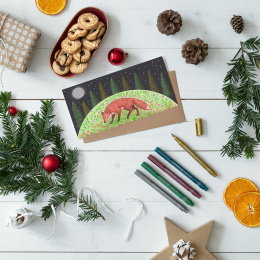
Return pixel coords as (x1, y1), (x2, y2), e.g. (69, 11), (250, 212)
(62, 57), (185, 142)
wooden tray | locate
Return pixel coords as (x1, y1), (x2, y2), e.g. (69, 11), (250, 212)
(50, 7), (108, 78)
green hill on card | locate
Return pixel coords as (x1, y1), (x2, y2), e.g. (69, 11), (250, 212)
(78, 90), (177, 139)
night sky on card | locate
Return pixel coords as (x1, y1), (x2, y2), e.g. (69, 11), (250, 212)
(62, 57), (177, 134)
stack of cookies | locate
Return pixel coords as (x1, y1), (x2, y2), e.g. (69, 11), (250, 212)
(53, 13), (106, 75)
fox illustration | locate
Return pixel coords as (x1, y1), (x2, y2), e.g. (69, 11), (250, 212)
(101, 98), (151, 124)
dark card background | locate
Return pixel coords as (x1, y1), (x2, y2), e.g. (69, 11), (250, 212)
(63, 57), (177, 134)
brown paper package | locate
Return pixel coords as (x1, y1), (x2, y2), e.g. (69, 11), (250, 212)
(83, 71), (186, 143)
(0, 11), (41, 73)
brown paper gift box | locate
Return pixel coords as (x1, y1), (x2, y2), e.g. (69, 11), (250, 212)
(0, 11), (41, 73)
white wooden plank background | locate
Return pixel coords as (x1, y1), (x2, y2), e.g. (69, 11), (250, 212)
(1, 253), (260, 260)
(1, 0), (260, 259)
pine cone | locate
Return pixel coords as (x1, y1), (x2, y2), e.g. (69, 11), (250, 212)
(181, 38), (208, 65)
(157, 10), (182, 36)
(230, 15), (244, 34)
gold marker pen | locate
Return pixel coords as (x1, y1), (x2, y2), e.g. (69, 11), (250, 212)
(171, 134), (217, 177)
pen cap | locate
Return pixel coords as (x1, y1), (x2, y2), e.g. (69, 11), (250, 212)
(134, 170), (150, 182)
(195, 118), (203, 136)
(141, 162), (156, 175)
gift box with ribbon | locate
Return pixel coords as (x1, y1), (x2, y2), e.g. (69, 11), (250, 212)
(0, 11), (41, 73)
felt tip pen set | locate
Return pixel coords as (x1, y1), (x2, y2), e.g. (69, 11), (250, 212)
(135, 135), (217, 213)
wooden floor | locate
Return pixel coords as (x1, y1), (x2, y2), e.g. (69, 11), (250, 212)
(1, 0), (260, 259)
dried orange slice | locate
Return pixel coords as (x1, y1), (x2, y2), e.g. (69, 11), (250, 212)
(223, 178), (258, 211)
(36, 0), (67, 15)
(234, 192), (260, 227)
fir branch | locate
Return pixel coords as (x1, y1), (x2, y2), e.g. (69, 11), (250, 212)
(77, 194), (103, 222)
(0, 92), (105, 222)
(221, 37), (260, 159)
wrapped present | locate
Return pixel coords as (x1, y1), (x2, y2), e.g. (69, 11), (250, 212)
(0, 11), (41, 73)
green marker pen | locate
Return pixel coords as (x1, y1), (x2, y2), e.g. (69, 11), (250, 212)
(141, 162), (194, 207)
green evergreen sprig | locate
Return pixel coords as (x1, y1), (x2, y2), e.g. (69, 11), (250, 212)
(222, 37), (260, 159)
(0, 92), (105, 221)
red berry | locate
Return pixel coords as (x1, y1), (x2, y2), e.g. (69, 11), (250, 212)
(9, 106), (18, 117)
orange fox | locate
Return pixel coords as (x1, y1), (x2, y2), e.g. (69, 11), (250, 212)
(101, 98), (151, 124)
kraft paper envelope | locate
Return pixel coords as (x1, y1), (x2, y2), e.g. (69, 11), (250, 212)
(83, 71), (185, 143)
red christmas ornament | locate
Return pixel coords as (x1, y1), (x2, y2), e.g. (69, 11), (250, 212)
(42, 154), (60, 173)
(108, 48), (128, 65)
(8, 106), (18, 117)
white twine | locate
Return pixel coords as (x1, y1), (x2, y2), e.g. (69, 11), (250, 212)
(0, 13), (35, 87)
(6, 205), (57, 241)
(6, 189), (143, 242)
(75, 187), (143, 242)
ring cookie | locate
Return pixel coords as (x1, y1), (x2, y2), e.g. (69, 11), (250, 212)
(86, 21), (106, 41)
(73, 47), (91, 63)
(70, 60), (89, 74)
(53, 12), (105, 76)
(83, 38), (101, 51)
(68, 23), (88, 40)
(53, 61), (70, 75)
(78, 13), (99, 30)
(61, 37), (81, 54)
(54, 49), (73, 66)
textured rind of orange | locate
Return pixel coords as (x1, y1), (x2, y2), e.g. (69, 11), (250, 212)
(233, 191), (260, 227)
(223, 178), (258, 211)
(35, 0), (67, 15)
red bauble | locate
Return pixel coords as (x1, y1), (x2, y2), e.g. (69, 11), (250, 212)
(42, 155), (60, 173)
(108, 48), (127, 65)
(9, 106), (18, 117)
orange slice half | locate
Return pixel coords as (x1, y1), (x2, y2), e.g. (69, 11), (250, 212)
(223, 178), (258, 211)
(234, 192), (260, 227)
(36, 0), (67, 15)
